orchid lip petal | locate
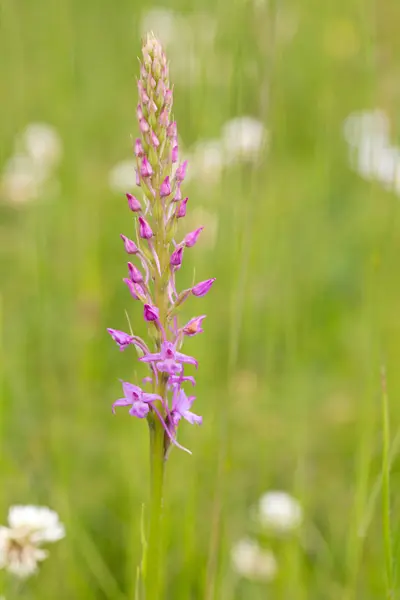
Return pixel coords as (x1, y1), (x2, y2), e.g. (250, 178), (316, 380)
(140, 352), (162, 363)
(112, 398), (132, 413)
(175, 351), (198, 368)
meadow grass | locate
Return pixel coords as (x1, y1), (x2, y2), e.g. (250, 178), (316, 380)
(1, 0), (400, 598)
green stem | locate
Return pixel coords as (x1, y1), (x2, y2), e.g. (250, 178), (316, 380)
(145, 415), (165, 600)
(381, 366), (393, 598)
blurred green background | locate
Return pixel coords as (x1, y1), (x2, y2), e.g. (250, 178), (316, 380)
(2, 0), (400, 598)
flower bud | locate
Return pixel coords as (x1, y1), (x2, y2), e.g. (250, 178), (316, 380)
(135, 169), (141, 187)
(140, 156), (153, 178)
(138, 81), (149, 104)
(128, 262), (143, 283)
(134, 138), (144, 157)
(175, 160), (188, 182)
(174, 184), (182, 202)
(159, 108), (169, 127)
(150, 130), (160, 148)
(139, 118), (150, 133)
(144, 304), (159, 322)
(165, 89), (173, 105)
(138, 216), (153, 239)
(184, 227), (204, 248)
(183, 316), (206, 336)
(167, 122), (177, 138)
(160, 176), (171, 198)
(156, 80), (166, 98)
(126, 193), (141, 212)
(137, 104), (143, 121)
(172, 145), (179, 163)
(170, 246), (183, 268)
(121, 234), (139, 254)
(123, 277), (140, 300)
(192, 278), (216, 297)
(176, 197), (188, 219)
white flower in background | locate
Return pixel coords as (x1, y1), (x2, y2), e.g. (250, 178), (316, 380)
(108, 160), (137, 193)
(140, 8), (179, 47)
(222, 116), (267, 163)
(1, 155), (47, 204)
(343, 109), (389, 148)
(1, 122), (62, 204)
(0, 505), (65, 578)
(343, 109), (400, 195)
(139, 9), (216, 87)
(190, 139), (224, 185)
(257, 491), (302, 533)
(17, 123), (63, 171)
(231, 538), (277, 581)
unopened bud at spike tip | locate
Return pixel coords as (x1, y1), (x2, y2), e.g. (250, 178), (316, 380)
(140, 156), (153, 178)
(159, 108), (169, 127)
(134, 138), (144, 157)
(121, 234), (139, 254)
(126, 193), (141, 212)
(123, 277), (140, 300)
(128, 262), (144, 283)
(184, 227), (204, 248)
(138, 216), (153, 239)
(192, 278), (216, 297)
(167, 122), (177, 139)
(139, 118), (150, 133)
(160, 176), (171, 198)
(150, 130), (160, 148)
(175, 160), (188, 182)
(174, 184), (182, 202)
(170, 246), (183, 268)
(144, 304), (159, 322)
(165, 89), (173, 105)
(176, 197), (188, 218)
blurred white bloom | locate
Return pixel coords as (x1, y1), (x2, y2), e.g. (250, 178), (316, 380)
(1, 155), (47, 204)
(140, 8), (180, 47)
(222, 116), (267, 163)
(17, 123), (62, 171)
(257, 491), (302, 533)
(231, 538), (277, 581)
(140, 9), (216, 87)
(343, 109), (389, 148)
(1, 122), (62, 205)
(0, 505), (65, 578)
(108, 160), (137, 193)
(190, 139), (224, 185)
(343, 109), (400, 194)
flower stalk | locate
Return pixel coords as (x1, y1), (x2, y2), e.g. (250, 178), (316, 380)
(107, 33), (215, 599)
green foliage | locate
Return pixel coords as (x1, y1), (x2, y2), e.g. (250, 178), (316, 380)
(1, 0), (400, 598)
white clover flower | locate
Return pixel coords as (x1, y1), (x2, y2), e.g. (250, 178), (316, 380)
(1, 155), (47, 204)
(190, 139), (224, 185)
(17, 123), (63, 171)
(343, 109), (400, 193)
(140, 8), (179, 47)
(231, 538), (277, 581)
(108, 160), (137, 193)
(0, 506), (65, 578)
(257, 491), (302, 533)
(222, 116), (267, 163)
(343, 109), (389, 148)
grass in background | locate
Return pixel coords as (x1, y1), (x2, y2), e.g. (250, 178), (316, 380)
(1, 0), (400, 598)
